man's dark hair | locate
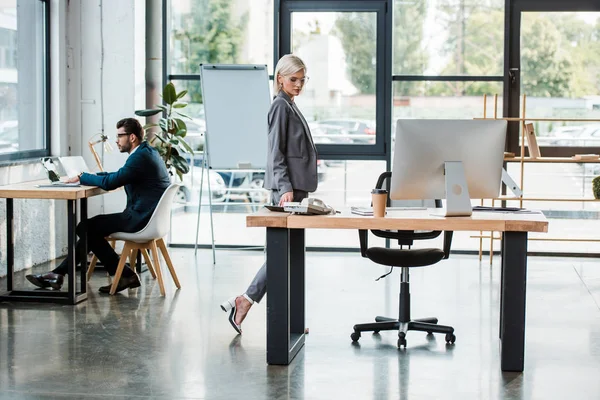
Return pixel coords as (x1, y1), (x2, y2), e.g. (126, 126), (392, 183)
(116, 118), (144, 141)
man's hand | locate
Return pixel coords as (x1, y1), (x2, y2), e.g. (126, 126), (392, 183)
(279, 191), (294, 206)
(65, 175), (80, 184)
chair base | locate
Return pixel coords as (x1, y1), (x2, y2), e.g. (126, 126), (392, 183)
(351, 315), (456, 348)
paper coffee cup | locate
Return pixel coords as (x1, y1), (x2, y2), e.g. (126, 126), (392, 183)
(371, 188), (388, 217)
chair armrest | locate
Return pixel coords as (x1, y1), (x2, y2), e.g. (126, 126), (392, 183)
(443, 231), (453, 259)
(358, 230), (369, 258)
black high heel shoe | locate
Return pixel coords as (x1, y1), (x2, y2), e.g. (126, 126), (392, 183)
(221, 297), (242, 334)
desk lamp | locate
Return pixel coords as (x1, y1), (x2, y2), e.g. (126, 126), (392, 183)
(88, 133), (113, 171)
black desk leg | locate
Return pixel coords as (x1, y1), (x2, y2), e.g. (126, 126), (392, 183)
(266, 227), (306, 365)
(289, 229), (305, 337)
(79, 198), (87, 294)
(6, 198), (13, 291)
(67, 200), (77, 304)
(500, 231), (528, 372)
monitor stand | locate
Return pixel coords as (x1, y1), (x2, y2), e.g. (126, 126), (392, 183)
(443, 161), (472, 217)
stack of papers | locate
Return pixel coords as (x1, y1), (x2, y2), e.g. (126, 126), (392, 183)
(350, 207), (373, 216)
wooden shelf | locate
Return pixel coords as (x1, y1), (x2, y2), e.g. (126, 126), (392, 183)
(495, 196), (600, 202)
(470, 235), (600, 243)
(504, 157), (600, 163)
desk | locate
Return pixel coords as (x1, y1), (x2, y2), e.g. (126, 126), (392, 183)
(0, 180), (104, 304)
(247, 208), (548, 372)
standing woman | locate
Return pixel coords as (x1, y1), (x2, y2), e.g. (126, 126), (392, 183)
(221, 54), (318, 334)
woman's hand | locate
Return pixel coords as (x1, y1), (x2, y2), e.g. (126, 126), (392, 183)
(279, 191), (294, 206)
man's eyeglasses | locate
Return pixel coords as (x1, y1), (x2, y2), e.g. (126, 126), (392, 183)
(116, 133), (131, 137)
(286, 76), (309, 86)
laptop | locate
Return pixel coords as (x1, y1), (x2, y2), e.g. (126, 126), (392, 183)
(58, 156), (91, 178)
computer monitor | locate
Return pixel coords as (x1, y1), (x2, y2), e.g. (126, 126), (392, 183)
(390, 119), (507, 216)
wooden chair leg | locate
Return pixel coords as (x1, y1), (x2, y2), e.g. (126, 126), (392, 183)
(88, 239), (117, 282)
(110, 243), (132, 295)
(157, 238), (180, 289)
(87, 255), (98, 282)
(130, 249), (139, 270)
(140, 249), (157, 279)
(150, 240), (165, 296)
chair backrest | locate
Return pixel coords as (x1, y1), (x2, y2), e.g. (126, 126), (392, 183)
(121, 183), (181, 241)
(372, 171), (442, 245)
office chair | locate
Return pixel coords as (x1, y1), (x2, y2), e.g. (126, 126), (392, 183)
(351, 172), (456, 348)
(88, 183), (182, 296)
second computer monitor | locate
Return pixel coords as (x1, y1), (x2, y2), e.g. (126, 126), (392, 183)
(390, 119), (507, 213)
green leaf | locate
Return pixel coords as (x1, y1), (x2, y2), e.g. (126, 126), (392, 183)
(178, 137), (194, 154)
(176, 90), (188, 100)
(174, 110), (191, 119)
(143, 123), (158, 130)
(175, 129), (187, 138)
(176, 169), (183, 181)
(171, 154), (190, 174)
(153, 134), (168, 145)
(173, 118), (187, 133)
(135, 109), (161, 117)
(159, 118), (168, 132)
(169, 138), (180, 145)
(163, 82), (177, 105)
(173, 102), (188, 108)
(155, 104), (168, 112)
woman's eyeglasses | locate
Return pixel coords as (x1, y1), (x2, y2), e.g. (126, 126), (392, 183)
(286, 76), (310, 86)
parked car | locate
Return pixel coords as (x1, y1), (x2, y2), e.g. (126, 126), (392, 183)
(182, 155), (327, 205)
(309, 122), (353, 144)
(551, 124), (600, 147)
(316, 118), (376, 144)
(177, 162), (227, 204)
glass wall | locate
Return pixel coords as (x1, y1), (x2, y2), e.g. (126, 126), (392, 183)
(0, 0), (48, 160)
(166, 0), (600, 255)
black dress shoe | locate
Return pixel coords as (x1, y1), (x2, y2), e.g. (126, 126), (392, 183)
(25, 272), (64, 290)
(98, 273), (141, 294)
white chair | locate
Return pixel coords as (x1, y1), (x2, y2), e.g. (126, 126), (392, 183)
(89, 183), (182, 296)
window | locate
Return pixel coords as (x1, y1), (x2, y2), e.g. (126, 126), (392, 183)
(0, 0), (49, 161)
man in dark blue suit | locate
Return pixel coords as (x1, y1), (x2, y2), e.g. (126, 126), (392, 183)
(26, 118), (171, 293)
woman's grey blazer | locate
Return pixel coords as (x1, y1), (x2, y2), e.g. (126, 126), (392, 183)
(264, 90), (318, 194)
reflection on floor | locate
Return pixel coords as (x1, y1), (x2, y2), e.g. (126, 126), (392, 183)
(1, 249), (600, 399)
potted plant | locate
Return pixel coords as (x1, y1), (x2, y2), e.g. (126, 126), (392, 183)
(593, 176), (600, 199)
(134, 82), (194, 180)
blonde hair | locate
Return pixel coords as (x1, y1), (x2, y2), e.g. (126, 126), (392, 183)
(273, 54), (307, 95)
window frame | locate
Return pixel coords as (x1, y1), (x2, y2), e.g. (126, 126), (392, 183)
(277, 0), (391, 160)
(0, 0), (51, 163)
(505, 0), (600, 157)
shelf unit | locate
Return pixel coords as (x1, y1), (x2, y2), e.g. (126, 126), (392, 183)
(474, 94), (600, 263)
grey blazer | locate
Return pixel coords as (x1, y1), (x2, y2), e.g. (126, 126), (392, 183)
(264, 90), (318, 194)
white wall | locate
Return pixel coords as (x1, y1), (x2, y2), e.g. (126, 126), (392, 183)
(0, 0), (147, 277)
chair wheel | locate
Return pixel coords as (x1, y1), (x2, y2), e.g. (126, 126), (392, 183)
(445, 333), (456, 344)
(398, 338), (407, 348)
(427, 331), (432, 335)
(351, 332), (361, 342)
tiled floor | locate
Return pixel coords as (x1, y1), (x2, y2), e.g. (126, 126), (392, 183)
(1, 249), (599, 399)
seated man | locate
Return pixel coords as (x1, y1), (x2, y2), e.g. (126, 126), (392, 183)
(26, 117), (170, 293)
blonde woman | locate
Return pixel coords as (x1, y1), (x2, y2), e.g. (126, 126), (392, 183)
(221, 54), (318, 334)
